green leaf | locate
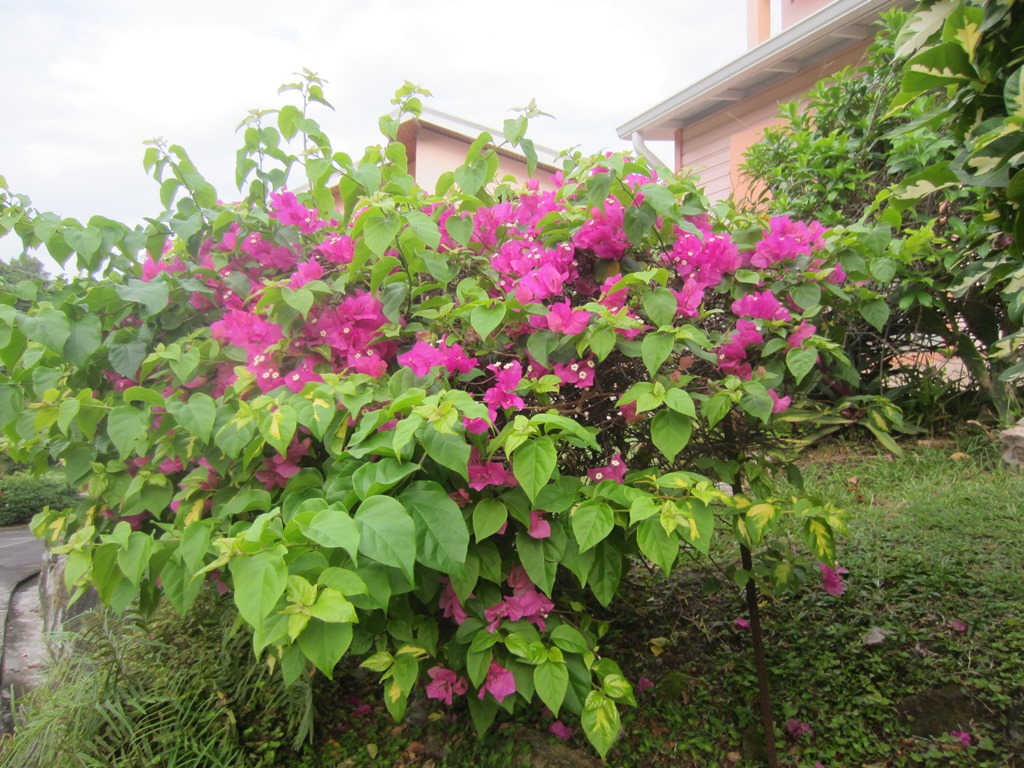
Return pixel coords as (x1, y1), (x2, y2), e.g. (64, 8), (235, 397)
(180, 520), (213, 574)
(297, 620), (353, 679)
(116, 532), (154, 587)
(107, 406), (148, 458)
(282, 287), (314, 318)
(534, 661), (569, 717)
(571, 500), (614, 554)
(404, 211), (441, 250)
(473, 499), (508, 541)
(115, 279), (169, 317)
(257, 404), (298, 456)
(513, 437), (557, 503)
(623, 202), (656, 245)
(642, 287), (677, 327)
(650, 410), (691, 462)
(444, 214), (473, 248)
(0, 385), (24, 429)
(550, 625), (590, 654)
(229, 551), (288, 627)
(63, 315), (102, 366)
(587, 541), (622, 608)
(515, 528), (565, 597)
(902, 42), (977, 92)
(302, 504), (360, 562)
(663, 388), (696, 417)
(352, 459), (419, 499)
(399, 481), (469, 575)
(471, 302), (505, 340)
(676, 501), (714, 555)
(641, 332), (674, 376)
(581, 692), (621, 758)
(637, 518), (678, 575)
(422, 428), (471, 480)
(355, 495), (416, 584)
(363, 213), (401, 257)
(790, 283), (820, 310)
(638, 184), (676, 216)
(166, 393), (217, 444)
(869, 258), (897, 285)
(803, 518), (836, 564)
(308, 588), (357, 623)
(785, 347), (818, 385)
(18, 308), (71, 353)
(859, 299), (890, 332)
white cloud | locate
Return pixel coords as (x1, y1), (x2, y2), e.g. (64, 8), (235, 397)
(0, 0), (746, 269)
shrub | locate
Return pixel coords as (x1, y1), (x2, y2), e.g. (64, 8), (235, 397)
(0, 77), (855, 757)
(739, 8), (1021, 425)
(0, 472), (79, 526)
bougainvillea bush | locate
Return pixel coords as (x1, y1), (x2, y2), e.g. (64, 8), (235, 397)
(0, 78), (851, 756)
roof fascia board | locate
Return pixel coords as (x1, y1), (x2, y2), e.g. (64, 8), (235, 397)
(616, 0), (908, 139)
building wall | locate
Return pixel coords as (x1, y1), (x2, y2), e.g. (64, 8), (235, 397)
(677, 39), (869, 203)
(781, 0), (838, 29)
(413, 128), (556, 194)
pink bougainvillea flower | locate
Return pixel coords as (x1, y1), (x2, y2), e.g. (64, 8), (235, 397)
(398, 338), (478, 377)
(636, 676), (655, 693)
(528, 510), (551, 539)
(572, 196), (629, 260)
(786, 718), (814, 741)
(483, 361), (526, 420)
(734, 617), (750, 630)
(317, 234), (355, 264)
(664, 224), (741, 288)
(288, 258), (324, 289)
(464, 416), (491, 434)
(787, 322), (817, 349)
(534, 299), (591, 336)
(468, 451), (517, 491)
(950, 731), (971, 747)
(731, 290), (792, 322)
(819, 563), (848, 596)
(255, 437), (311, 490)
(768, 389), (792, 414)
(425, 666), (468, 706)
(750, 216), (825, 269)
(485, 566), (555, 632)
(619, 401), (642, 424)
(141, 254), (186, 282)
(588, 452), (627, 483)
(597, 275), (630, 311)
(549, 720), (574, 741)
(478, 662), (516, 703)
(553, 356), (596, 388)
(673, 279), (705, 318)
(269, 189), (325, 234)
(439, 578), (470, 625)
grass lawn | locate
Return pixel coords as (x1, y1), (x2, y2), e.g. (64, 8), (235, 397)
(3, 437), (1022, 767)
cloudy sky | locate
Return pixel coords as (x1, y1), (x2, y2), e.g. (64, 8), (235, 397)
(0, 0), (750, 270)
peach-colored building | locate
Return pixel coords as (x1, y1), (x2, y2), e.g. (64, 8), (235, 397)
(397, 108), (559, 192)
(618, 0), (914, 203)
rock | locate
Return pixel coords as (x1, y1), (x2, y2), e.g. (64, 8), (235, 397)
(861, 627), (896, 647)
(998, 418), (1024, 467)
(897, 686), (982, 737)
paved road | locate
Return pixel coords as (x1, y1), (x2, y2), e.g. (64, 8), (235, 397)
(0, 525), (46, 735)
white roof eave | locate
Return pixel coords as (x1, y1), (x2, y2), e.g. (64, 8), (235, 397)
(616, 0), (913, 141)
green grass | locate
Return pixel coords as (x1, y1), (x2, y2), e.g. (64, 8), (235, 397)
(3, 438), (1023, 767)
